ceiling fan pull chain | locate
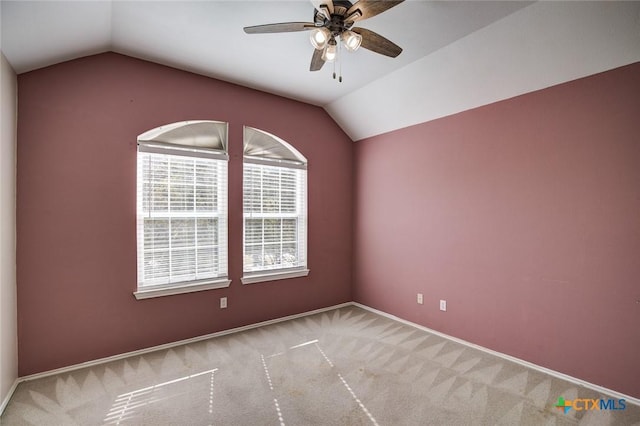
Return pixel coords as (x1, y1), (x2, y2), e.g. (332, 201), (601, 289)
(339, 41), (343, 83)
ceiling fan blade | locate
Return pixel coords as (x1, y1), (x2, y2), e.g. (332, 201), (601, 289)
(244, 22), (316, 34)
(352, 27), (402, 57)
(310, 48), (326, 71)
(310, 0), (334, 19)
(346, 0), (404, 23)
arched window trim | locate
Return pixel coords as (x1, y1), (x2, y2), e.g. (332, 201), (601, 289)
(139, 120), (228, 152)
(243, 126), (307, 167)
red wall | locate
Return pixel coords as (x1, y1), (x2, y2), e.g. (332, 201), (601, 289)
(353, 62), (640, 398)
(16, 53), (353, 375)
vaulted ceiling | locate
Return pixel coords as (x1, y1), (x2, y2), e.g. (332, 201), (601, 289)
(2, 1), (639, 141)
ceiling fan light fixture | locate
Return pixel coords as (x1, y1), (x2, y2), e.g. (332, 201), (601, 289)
(310, 27), (330, 50)
(341, 30), (362, 52)
(322, 39), (337, 62)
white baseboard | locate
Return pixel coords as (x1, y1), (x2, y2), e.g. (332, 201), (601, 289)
(19, 302), (353, 383)
(9, 300), (639, 411)
(0, 378), (20, 416)
(353, 302), (640, 407)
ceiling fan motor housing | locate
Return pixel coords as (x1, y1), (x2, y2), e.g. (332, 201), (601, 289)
(314, 1), (356, 38)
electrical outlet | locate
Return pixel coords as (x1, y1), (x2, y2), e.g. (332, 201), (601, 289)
(220, 297), (227, 309)
(439, 300), (447, 311)
(417, 293), (423, 305)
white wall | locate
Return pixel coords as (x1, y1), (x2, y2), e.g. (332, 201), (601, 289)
(0, 51), (18, 413)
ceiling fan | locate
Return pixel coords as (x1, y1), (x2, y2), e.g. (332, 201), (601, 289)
(243, 0), (404, 81)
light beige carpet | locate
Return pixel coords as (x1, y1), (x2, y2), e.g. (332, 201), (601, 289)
(2, 306), (639, 425)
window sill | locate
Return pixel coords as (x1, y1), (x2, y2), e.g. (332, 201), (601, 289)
(241, 269), (310, 285)
(134, 278), (231, 300)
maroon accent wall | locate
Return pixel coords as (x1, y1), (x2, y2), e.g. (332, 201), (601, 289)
(16, 53), (353, 376)
(353, 62), (640, 398)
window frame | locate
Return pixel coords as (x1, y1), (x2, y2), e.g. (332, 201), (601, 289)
(134, 122), (230, 299)
(241, 128), (309, 285)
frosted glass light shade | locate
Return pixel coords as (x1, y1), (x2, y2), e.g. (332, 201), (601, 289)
(341, 30), (362, 52)
(310, 27), (330, 50)
(322, 42), (337, 62)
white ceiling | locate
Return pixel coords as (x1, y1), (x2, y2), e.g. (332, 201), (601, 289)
(2, 1), (639, 141)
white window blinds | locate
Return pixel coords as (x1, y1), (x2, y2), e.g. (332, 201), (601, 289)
(243, 127), (307, 276)
(136, 123), (228, 290)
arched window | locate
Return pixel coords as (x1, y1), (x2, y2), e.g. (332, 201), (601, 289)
(135, 121), (230, 299)
(241, 126), (309, 284)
